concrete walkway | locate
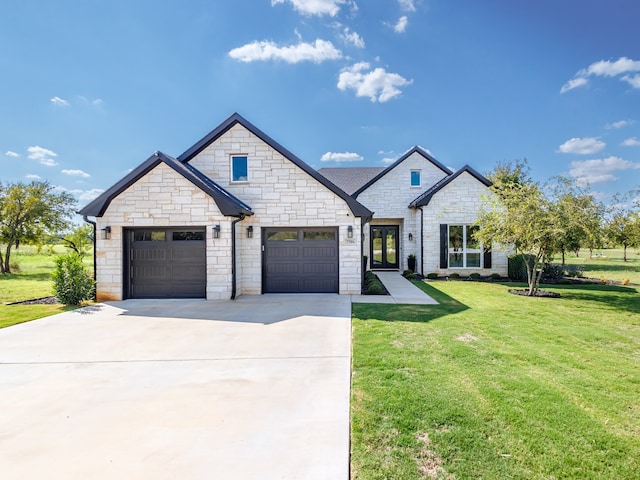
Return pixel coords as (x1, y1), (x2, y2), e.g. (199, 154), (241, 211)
(0, 294), (351, 480)
(352, 271), (438, 305)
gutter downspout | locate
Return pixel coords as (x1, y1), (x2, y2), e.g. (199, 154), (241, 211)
(230, 214), (246, 300)
(82, 215), (97, 301)
(419, 207), (424, 276)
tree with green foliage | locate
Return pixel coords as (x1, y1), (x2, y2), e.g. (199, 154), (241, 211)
(605, 192), (640, 262)
(0, 181), (76, 274)
(61, 223), (94, 258)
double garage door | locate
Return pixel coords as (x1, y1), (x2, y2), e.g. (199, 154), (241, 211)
(126, 227), (339, 298)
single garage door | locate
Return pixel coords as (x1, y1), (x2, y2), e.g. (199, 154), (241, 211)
(263, 227), (339, 293)
(126, 228), (206, 298)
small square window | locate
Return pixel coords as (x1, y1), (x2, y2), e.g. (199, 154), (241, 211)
(231, 156), (248, 182)
(411, 170), (421, 187)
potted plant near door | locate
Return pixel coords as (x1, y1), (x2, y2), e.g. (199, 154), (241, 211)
(408, 254), (416, 272)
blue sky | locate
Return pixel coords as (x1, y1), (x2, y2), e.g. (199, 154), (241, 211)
(2, 0), (639, 210)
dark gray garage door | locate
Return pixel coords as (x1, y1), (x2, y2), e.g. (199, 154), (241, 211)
(126, 228), (206, 298)
(263, 227), (339, 293)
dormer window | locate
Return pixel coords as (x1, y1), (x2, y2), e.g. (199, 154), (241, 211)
(410, 170), (421, 187)
(231, 156), (248, 182)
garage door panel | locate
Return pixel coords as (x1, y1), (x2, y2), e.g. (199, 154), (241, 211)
(128, 229), (206, 299)
(264, 228), (338, 294)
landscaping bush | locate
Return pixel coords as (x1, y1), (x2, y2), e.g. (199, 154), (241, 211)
(52, 254), (95, 305)
(366, 281), (383, 295)
(469, 272), (482, 280)
(508, 254), (535, 281)
(489, 273), (502, 280)
(543, 263), (565, 280)
(402, 269), (418, 280)
(426, 272), (439, 280)
(448, 273), (461, 280)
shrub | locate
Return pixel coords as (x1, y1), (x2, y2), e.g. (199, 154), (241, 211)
(565, 265), (584, 278)
(508, 254), (535, 281)
(366, 281), (383, 295)
(469, 272), (481, 280)
(448, 273), (461, 280)
(622, 278), (630, 285)
(52, 254), (95, 305)
(9, 260), (21, 273)
(426, 272), (439, 280)
(543, 263), (565, 280)
(489, 273), (502, 280)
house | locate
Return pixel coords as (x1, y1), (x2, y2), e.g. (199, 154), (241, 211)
(79, 113), (507, 301)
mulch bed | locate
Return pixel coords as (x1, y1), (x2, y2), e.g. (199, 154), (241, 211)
(508, 289), (561, 298)
(7, 296), (59, 305)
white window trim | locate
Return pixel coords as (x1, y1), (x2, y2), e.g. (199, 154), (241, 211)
(230, 155), (249, 183)
(410, 169), (421, 188)
(448, 225), (482, 269)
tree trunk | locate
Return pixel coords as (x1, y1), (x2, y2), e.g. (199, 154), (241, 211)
(623, 244), (627, 262)
(561, 249), (566, 265)
(2, 244), (12, 273)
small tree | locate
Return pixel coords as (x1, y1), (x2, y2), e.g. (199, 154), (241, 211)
(61, 224), (94, 258)
(0, 181), (75, 273)
(605, 193), (640, 262)
(52, 254), (95, 305)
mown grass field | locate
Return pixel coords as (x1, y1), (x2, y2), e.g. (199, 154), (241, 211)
(557, 247), (640, 285)
(351, 279), (640, 479)
(0, 246), (85, 328)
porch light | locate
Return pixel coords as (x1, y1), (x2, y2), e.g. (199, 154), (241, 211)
(347, 225), (353, 238)
(212, 225), (221, 239)
(247, 225), (253, 238)
(101, 226), (111, 240)
(408, 233), (413, 241)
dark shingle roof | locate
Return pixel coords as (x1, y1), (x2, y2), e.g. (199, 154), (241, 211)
(317, 167), (386, 195)
(178, 113), (373, 221)
(78, 152), (253, 218)
(409, 165), (492, 208)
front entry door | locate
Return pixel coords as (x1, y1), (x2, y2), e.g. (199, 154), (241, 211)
(371, 226), (399, 269)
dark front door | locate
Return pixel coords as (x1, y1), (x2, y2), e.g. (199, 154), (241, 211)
(371, 226), (399, 269)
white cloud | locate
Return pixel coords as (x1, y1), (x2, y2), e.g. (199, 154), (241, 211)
(27, 146), (58, 166)
(569, 156), (640, 185)
(271, 0), (346, 17)
(78, 188), (104, 202)
(50, 96), (70, 106)
(25, 174), (41, 179)
(557, 137), (605, 155)
(398, 0), (416, 12)
(561, 57), (640, 93)
(337, 62), (413, 102)
(5, 151), (19, 157)
(61, 169), (90, 177)
(229, 39), (342, 63)
(342, 28), (364, 48)
(605, 120), (630, 129)
(394, 16), (408, 33)
(320, 151), (363, 162)
(622, 137), (640, 147)
(380, 157), (397, 165)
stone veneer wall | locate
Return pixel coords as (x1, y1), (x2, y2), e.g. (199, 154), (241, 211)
(356, 152), (448, 272)
(187, 123), (363, 295)
(421, 172), (508, 276)
(95, 162), (231, 301)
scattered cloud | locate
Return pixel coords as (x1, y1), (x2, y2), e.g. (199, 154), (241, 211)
(229, 39), (342, 63)
(25, 174), (41, 179)
(394, 16), (409, 33)
(337, 62), (413, 102)
(398, 0), (416, 12)
(320, 151), (363, 162)
(27, 146), (58, 166)
(561, 57), (640, 93)
(569, 156), (640, 186)
(622, 137), (640, 147)
(50, 96), (70, 106)
(61, 169), (90, 177)
(380, 156), (397, 165)
(341, 27), (364, 48)
(557, 137), (605, 155)
(271, 0), (346, 17)
(605, 119), (631, 130)
(78, 188), (104, 202)
(5, 150), (19, 157)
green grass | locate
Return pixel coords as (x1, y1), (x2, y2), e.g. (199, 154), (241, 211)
(557, 247), (640, 285)
(0, 246), (87, 328)
(351, 281), (640, 479)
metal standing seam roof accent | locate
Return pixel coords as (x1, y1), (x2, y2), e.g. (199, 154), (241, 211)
(351, 146), (453, 199)
(77, 151), (253, 218)
(177, 113), (373, 221)
(408, 164), (492, 208)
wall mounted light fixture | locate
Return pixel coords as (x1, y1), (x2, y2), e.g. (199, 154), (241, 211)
(347, 225), (354, 238)
(101, 226), (111, 240)
(408, 233), (413, 241)
(247, 225), (253, 238)
(212, 225), (221, 239)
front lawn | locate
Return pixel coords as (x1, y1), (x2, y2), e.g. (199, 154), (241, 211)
(559, 247), (640, 285)
(351, 281), (640, 479)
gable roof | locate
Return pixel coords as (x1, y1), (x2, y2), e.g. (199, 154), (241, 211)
(352, 146), (453, 198)
(178, 113), (373, 221)
(317, 167), (386, 195)
(409, 165), (492, 208)
(78, 151), (253, 218)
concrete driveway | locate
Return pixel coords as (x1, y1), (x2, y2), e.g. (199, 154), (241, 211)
(0, 295), (352, 480)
